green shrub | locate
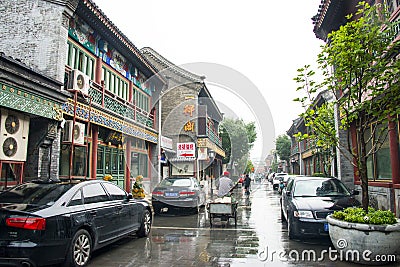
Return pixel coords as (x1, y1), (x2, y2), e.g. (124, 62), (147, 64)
(332, 207), (397, 225)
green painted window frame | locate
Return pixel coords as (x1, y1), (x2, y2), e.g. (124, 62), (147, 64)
(135, 90), (149, 112)
(96, 146), (125, 176)
(96, 145), (126, 188)
(66, 41), (95, 79)
(101, 67), (129, 101)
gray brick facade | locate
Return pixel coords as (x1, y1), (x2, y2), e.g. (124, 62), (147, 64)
(0, 0), (77, 82)
(25, 118), (61, 181)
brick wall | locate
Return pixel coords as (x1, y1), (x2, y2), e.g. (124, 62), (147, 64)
(25, 118), (60, 181)
(0, 0), (76, 82)
(162, 86), (197, 138)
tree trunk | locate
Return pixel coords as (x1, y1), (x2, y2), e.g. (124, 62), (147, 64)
(359, 157), (369, 211)
(357, 128), (369, 212)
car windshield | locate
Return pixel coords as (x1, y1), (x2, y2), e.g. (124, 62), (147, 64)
(293, 179), (350, 197)
(159, 178), (192, 187)
(0, 182), (74, 206)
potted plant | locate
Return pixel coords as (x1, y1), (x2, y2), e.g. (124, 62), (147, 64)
(327, 208), (400, 264)
(294, 2), (400, 264)
(132, 175), (146, 199)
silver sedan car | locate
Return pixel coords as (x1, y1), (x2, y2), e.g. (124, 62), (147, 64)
(151, 177), (206, 215)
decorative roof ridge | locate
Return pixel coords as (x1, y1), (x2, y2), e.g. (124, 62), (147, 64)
(313, 0), (332, 34)
(140, 47), (204, 83)
(83, 0), (165, 83)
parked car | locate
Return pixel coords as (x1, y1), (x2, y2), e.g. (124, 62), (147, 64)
(280, 176), (360, 239)
(277, 175), (302, 194)
(0, 179), (152, 267)
(152, 177), (206, 214)
(272, 173), (288, 190)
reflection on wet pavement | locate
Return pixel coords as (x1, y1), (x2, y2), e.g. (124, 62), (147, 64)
(88, 181), (398, 267)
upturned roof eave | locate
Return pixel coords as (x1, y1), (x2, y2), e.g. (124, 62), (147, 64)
(80, 0), (166, 84)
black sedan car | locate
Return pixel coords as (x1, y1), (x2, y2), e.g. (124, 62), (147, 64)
(280, 176), (360, 239)
(0, 179), (152, 267)
(152, 177), (206, 215)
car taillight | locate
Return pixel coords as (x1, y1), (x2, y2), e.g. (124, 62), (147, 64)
(152, 191), (164, 196)
(6, 217), (46, 230)
(179, 191), (195, 196)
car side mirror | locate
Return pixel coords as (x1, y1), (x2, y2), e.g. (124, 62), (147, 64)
(351, 189), (359, 195)
(286, 191), (291, 197)
(127, 193), (133, 200)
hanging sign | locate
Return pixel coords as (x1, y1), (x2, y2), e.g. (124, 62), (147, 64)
(177, 142), (195, 158)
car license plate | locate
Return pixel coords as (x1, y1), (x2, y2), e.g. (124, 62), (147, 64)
(324, 222), (329, 232)
(165, 192), (178, 197)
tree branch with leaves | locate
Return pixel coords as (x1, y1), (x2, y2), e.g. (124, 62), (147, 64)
(294, 2), (400, 211)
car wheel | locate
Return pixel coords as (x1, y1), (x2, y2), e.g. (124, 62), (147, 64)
(287, 215), (299, 240)
(65, 229), (92, 267)
(137, 209), (152, 238)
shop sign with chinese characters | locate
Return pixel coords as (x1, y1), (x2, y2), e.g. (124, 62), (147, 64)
(183, 104), (195, 132)
(177, 142), (195, 158)
(184, 121), (195, 132)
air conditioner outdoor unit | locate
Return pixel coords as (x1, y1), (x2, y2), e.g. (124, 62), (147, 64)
(63, 120), (85, 145)
(70, 69), (90, 95)
(0, 109), (30, 161)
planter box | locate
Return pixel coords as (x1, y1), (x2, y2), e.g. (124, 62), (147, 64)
(327, 215), (400, 265)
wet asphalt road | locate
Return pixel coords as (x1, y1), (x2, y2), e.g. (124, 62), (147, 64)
(87, 180), (399, 267)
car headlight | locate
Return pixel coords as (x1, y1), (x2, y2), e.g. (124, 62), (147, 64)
(294, 210), (314, 219)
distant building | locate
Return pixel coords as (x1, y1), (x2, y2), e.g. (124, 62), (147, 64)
(0, 0), (165, 193)
(141, 47), (225, 185)
(287, 91), (336, 177)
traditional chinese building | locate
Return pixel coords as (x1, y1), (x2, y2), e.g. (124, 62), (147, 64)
(287, 91), (336, 177)
(0, 0), (165, 192)
(313, 0), (400, 214)
(141, 47), (225, 187)
(0, 53), (66, 190)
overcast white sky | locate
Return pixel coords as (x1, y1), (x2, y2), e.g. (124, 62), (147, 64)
(94, 0), (324, 160)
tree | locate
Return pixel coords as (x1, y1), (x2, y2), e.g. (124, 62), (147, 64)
(275, 135), (291, 165)
(245, 122), (257, 150)
(294, 2), (400, 211)
(244, 160), (255, 174)
(220, 118), (257, 174)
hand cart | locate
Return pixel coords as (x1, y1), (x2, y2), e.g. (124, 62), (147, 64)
(207, 200), (238, 227)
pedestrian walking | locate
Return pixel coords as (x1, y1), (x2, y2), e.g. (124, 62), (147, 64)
(243, 174), (251, 196)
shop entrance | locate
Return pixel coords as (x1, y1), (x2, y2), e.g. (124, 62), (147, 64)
(97, 145), (125, 188)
